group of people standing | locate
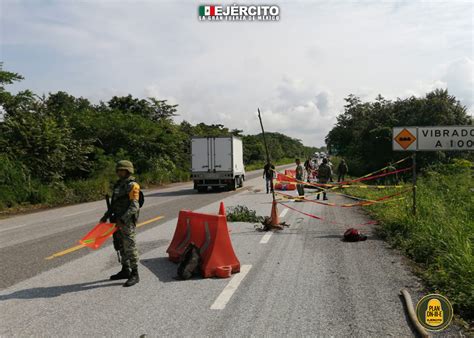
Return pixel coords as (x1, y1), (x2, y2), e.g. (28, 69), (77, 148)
(265, 156), (350, 201)
(295, 157), (334, 200)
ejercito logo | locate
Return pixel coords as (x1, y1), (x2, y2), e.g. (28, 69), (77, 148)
(198, 4), (280, 21)
(416, 294), (453, 331)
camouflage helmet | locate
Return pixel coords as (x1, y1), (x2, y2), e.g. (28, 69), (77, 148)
(116, 160), (134, 174)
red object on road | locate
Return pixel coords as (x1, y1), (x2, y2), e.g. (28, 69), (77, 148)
(79, 222), (117, 249)
(218, 201), (226, 216)
(167, 210), (240, 278)
(343, 228), (368, 242)
(270, 200), (280, 226)
(274, 182), (297, 191)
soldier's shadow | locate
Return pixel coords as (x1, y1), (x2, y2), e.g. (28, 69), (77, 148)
(0, 279), (122, 301)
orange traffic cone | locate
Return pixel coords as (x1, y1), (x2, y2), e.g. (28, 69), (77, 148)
(218, 201), (226, 216)
(270, 200), (280, 226)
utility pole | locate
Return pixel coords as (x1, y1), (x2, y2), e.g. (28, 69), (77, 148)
(257, 108), (276, 202)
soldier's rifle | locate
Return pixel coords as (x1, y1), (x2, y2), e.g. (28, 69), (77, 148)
(105, 194), (122, 263)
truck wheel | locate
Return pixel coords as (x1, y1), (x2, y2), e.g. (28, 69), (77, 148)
(228, 179), (236, 191)
(239, 176), (244, 187)
(197, 186), (207, 193)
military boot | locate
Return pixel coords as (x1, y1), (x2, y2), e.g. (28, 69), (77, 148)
(123, 269), (139, 287)
(110, 266), (131, 280)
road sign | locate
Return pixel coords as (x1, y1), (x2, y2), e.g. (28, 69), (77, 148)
(417, 126), (474, 151)
(393, 126), (473, 151)
(393, 127), (417, 151)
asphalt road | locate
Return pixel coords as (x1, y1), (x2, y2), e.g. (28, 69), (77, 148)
(0, 166), (458, 336)
(0, 166), (290, 290)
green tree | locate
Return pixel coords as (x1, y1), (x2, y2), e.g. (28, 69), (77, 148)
(1, 97), (93, 182)
(0, 62), (24, 108)
(326, 90), (473, 175)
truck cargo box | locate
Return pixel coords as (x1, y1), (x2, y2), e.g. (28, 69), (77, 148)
(191, 136), (245, 192)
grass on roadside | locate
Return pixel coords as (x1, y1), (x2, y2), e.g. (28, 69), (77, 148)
(345, 159), (473, 322)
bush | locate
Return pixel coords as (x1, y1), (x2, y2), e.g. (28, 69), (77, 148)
(0, 155), (32, 209)
(65, 178), (110, 203)
(226, 205), (264, 223)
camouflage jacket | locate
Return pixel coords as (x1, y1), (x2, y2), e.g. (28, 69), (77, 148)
(318, 163), (332, 183)
(107, 176), (141, 224)
(296, 164), (304, 180)
(337, 162), (348, 174)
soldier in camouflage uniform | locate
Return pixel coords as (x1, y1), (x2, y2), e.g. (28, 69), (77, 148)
(317, 158), (333, 201)
(101, 160), (141, 287)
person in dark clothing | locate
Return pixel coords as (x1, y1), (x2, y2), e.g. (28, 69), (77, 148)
(263, 161), (275, 194)
(337, 159), (348, 182)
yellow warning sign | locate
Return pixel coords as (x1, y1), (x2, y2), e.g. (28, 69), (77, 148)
(395, 128), (416, 150)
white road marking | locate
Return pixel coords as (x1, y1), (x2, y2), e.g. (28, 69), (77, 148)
(259, 232), (272, 244)
(0, 224), (28, 233)
(279, 208), (288, 218)
(210, 264), (252, 310)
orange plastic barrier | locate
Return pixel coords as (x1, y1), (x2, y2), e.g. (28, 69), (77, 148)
(166, 209), (240, 278)
(274, 182), (297, 191)
(276, 173), (296, 182)
(79, 222), (116, 249)
(215, 266), (232, 278)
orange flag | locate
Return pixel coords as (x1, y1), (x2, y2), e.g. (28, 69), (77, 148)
(79, 222), (117, 250)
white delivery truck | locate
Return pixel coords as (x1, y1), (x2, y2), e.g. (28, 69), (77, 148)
(191, 136), (245, 192)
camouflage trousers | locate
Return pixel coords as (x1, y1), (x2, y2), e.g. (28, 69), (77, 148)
(114, 220), (139, 270)
(297, 183), (305, 196)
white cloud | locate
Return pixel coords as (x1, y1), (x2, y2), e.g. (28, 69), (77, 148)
(443, 58), (474, 112)
(144, 85), (179, 106)
(402, 58), (473, 114)
(265, 77), (336, 137)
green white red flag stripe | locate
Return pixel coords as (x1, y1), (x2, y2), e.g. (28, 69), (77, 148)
(199, 5), (216, 16)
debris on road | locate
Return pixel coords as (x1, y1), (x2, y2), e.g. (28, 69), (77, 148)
(176, 243), (201, 280)
(255, 216), (290, 232)
(343, 228), (368, 242)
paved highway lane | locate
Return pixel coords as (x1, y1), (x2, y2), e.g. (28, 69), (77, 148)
(0, 166), (292, 290)
(0, 166), (458, 336)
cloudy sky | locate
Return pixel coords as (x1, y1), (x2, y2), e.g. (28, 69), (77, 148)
(1, 0), (473, 146)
